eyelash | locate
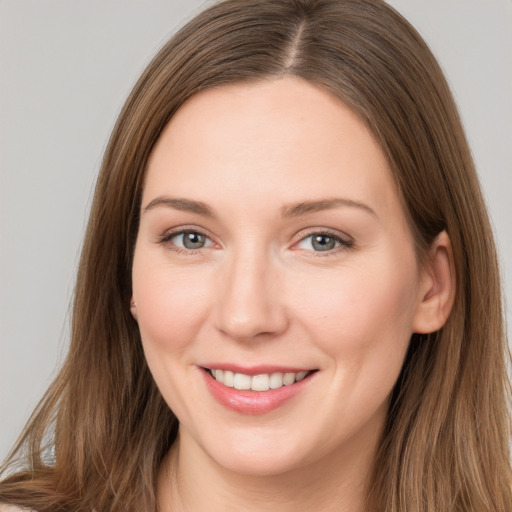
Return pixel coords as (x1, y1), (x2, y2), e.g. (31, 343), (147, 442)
(158, 228), (354, 257)
(294, 230), (354, 256)
(158, 228), (213, 256)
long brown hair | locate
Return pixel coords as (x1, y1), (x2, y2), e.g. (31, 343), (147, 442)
(1, 1), (510, 510)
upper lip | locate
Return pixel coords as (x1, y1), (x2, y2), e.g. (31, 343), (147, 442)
(199, 363), (316, 376)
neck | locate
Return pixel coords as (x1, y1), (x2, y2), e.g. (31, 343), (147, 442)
(157, 425), (381, 512)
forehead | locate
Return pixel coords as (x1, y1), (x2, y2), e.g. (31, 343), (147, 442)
(143, 77), (401, 222)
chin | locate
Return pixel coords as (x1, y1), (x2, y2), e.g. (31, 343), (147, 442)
(193, 427), (316, 477)
(213, 449), (305, 477)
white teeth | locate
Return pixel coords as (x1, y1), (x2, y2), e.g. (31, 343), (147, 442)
(295, 371), (308, 382)
(251, 374), (270, 391)
(233, 373), (251, 390)
(223, 370), (234, 387)
(209, 369), (311, 390)
(269, 372), (284, 389)
(283, 372), (295, 386)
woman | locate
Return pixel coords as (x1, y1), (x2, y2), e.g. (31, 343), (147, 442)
(1, 0), (510, 510)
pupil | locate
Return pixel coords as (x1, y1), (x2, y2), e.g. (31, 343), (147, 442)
(183, 232), (205, 249)
(312, 235), (335, 251)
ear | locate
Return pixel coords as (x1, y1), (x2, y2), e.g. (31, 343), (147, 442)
(130, 298), (138, 321)
(412, 231), (456, 334)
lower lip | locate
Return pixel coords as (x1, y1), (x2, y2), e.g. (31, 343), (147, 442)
(201, 369), (315, 415)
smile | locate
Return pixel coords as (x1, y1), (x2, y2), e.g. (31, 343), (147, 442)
(206, 368), (311, 391)
(200, 366), (317, 414)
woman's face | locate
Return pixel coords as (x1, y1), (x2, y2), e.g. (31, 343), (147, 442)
(132, 77), (428, 476)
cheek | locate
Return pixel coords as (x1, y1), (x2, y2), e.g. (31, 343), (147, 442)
(132, 257), (216, 414)
(291, 255), (419, 362)
(287, 255), (419, 438)
(132, 258), (213, 353)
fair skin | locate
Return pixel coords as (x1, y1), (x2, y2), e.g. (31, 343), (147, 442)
(131, 77), (454, 511)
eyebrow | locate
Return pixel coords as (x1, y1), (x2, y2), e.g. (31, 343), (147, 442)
(143, 197), (217, 218)
(281, 198), (377, 218)
(143, 196), (377, 219)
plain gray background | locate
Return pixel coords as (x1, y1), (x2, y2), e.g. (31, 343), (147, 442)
(1, 0), (511, 462)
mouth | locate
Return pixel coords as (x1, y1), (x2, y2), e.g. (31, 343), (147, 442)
(200, 365), (317, 414)
(199, 363), (318, 414)
(203, 367), (314, 391)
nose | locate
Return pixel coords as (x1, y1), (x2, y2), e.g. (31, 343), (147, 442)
(214, 248), (288, 341)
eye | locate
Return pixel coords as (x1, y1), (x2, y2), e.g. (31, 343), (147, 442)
(295, 232), (352, 253)
(164, 230), (213, 251)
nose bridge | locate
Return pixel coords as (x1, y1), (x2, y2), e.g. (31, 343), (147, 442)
(215, 241), (287, 340)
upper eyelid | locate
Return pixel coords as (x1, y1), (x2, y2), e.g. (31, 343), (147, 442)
(292, 227), (353, 244)
(159, 225), (214, 240)
(158, 229), (214, 253)
(292, 233), (353, 253)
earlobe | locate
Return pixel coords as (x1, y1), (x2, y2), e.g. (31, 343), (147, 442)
(412, 231), (456, 334)
(130, 298), (138, 321)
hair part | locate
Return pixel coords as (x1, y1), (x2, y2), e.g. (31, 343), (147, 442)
(1, 1), (510, 510)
